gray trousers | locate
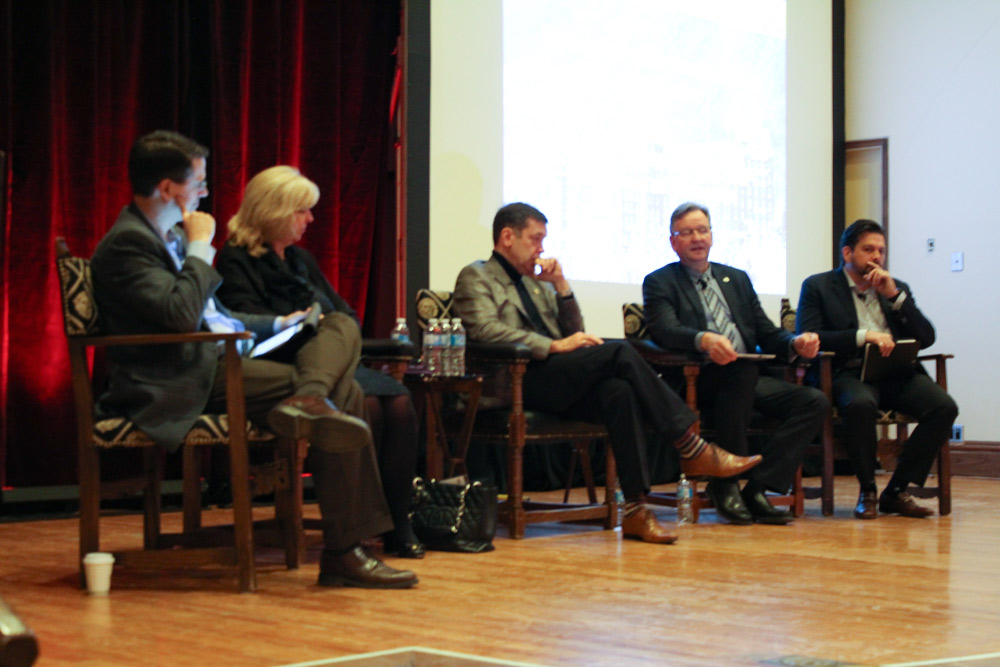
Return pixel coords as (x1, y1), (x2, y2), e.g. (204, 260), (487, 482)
(207, 313), (392, 550)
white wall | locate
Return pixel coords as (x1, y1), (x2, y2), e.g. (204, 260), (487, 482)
(845, 0), (1000, 442)
(431, 0), (833, 338)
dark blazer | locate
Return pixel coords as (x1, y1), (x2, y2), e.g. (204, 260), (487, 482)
(215, 242), (359, 325)
(642, 261), (793, 357)
(796, 268), (935, 373)
(90, 205), (274, 450)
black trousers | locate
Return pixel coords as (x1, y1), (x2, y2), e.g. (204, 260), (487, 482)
(522, 341), (696, 498)
(696, 360), (828, 493)
(832, 368), (958, 489)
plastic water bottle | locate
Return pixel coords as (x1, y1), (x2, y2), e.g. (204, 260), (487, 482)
(450, 318), (466, 377)
(676, 473), (694, 525)
(390, 317), (410, 343)
(423, 318), (440, 375)
(438, 318), (453, 376)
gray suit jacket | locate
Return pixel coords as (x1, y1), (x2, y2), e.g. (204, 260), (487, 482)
(90, 204), (274, 450)
(453, 256), (584, 404)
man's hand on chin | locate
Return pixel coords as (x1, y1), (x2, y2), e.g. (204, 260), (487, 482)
(535, 257), (571, 295)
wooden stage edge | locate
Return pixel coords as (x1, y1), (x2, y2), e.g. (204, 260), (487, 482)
(1, 474), (999, 667)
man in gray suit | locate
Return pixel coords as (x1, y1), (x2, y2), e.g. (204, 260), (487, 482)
(453, 202), (763, 544)
(90, 130), (416, 588)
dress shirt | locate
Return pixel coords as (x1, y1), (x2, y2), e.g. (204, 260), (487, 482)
(843, 267), (906, 347)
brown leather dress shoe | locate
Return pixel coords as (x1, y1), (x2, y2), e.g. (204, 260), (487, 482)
(318, 546), (418, 588)
(621, 506), (678, 544)
(879, 490), (933, 518)
(854, 490), (878, 520)
(267, 395), (371, 453)
(680, 443), (762, 480)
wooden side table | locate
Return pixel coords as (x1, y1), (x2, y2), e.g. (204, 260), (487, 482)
(403, 373), (483, 480)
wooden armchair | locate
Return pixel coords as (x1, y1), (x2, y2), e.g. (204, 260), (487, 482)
(776, 299), (953, 516)
(622, 303), (810, 520)
(414, 289), (619, 539)
(812, 349), (953, 516)
(56, 237), (300, 592)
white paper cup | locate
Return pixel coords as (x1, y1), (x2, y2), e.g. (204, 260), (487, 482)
(83, 552), (115, 595)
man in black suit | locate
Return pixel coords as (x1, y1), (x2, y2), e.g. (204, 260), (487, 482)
(643, 203), (828, 525)
(453, 202), (764, 544)
(797, 219), (958, 519)
(90, 130), (417, 587)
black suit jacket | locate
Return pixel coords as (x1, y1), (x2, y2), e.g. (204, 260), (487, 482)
(796, 268), (936, 374)
(90, 205), (274, 450)
(642, 261), (793, 357)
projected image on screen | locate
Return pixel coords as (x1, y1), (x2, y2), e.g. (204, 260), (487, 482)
(503, 0), (786, 294)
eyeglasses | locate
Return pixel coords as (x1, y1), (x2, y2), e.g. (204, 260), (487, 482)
(671, 226), (711, 238)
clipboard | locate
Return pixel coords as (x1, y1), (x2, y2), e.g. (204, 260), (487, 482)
(249, 303), (322, 361)
(860, 339), (919, 382)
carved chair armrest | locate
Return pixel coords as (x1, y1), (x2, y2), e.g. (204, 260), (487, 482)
(362, 338), (415, 382)
(917, 352), (952, 390)
(362, 338), (415, 358)
(74, 331), (254, 347)
(466, 341), (533, 363)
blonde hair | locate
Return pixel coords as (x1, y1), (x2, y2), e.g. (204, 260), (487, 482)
(227, 166), (320, 257)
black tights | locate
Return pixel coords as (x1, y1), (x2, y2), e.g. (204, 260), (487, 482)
(365, 393), (419, 542)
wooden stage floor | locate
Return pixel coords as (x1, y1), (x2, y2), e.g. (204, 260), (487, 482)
(2, 474), (999, 667)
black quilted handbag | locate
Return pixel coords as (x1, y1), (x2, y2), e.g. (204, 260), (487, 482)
(410, 477), (498, 553)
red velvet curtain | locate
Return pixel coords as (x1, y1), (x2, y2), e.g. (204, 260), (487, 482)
(0, 0), (399, 487)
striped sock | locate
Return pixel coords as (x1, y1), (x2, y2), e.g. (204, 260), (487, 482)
(624, 500), (644, 518)
(675, 429), (708, 459)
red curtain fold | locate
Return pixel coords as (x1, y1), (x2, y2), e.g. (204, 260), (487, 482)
(0, 0), (399, 487)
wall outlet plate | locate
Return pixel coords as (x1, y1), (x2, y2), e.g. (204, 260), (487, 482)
(951, 252), (964, 271)
(951, 424), (964, 443)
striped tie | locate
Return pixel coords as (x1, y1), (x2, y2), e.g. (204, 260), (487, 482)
(699, 278), (740, 350)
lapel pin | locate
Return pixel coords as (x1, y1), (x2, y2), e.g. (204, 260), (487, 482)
(722, 276), (730, 283)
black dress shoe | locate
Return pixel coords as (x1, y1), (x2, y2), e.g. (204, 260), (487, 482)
(879, 490), (933, 518)
(706, 479), (753, 525)
(383, 534), (426, 559)
(740, 487), (794, 525)
(854, 490), (878, 520)
(318, 546), (418, 588)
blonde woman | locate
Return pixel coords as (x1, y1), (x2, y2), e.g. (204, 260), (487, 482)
(216, 166), (423, 559)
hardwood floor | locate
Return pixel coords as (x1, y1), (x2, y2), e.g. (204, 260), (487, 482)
(2, 474), (1000, 667)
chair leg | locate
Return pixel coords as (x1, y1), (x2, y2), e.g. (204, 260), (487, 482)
(506, 439), (526, 539)
(78, 445), (101, 589)
(182, 445), (203, 533)
(142, 448), (162, 550)
(563, 447), (579, 503)
(938, 442), (952, 516)
(273, 437), (306, 569)
(574, 441), (598, 503)
(603, 446), (619, 529)
(821, 418), (835, 516)
(792, 465), (805, 517)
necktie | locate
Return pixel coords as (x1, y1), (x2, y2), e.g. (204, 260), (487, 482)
(699, 278), (740, 350)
